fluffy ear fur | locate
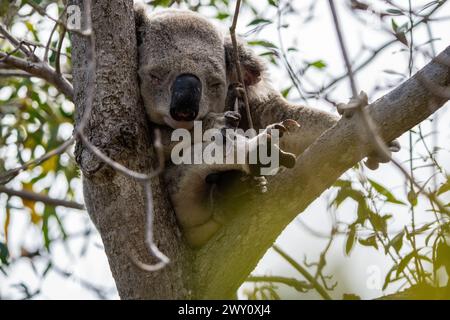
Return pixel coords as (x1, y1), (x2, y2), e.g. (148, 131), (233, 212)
(224, 37), (266, 86)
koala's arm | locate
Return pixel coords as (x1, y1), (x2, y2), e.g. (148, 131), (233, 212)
(165, 113), (299, 247)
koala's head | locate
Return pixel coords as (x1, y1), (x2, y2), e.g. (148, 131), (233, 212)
(135, 7), (265, 130)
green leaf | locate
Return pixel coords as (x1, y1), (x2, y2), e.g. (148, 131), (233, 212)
(369, 212), (390, 235)
(357, 202), (370, 223)
(407, 190), (418, 206)
(281, 86), (292, 98)
(368, 179), (406, 205)
(333, 179), (352, 188)
(42, 206), (57, 251)
(383, 264), (398, 290)
(345, 225), (357, 255)
(149, 0), (173, 7)
(216, 12), (229, 20)
(382, 265), (404, 291)
(437, 178), (450, 196)
(407, 222), (433, 238)
(435, 240), (450, 270)
(391, 19), (399, 32)
(387, 9), (403, 15)
(388, 231), (404, 253)
(248, 40), (278, 49)
(308, 60), (327, 69)
(358, 234), (378, 249)
(247, 18), (271, 26)
(333, 188), (365, 208)
(0, 242), (9, 266)
(396, 251), (415, 277)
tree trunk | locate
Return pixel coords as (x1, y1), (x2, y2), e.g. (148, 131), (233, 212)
(70, 0), (191, 299)
(70, 0), (450, 299)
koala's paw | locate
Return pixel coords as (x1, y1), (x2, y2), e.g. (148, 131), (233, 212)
(218, 111), (241, 144)
(365, 139), (401, 170)
(224, 110), (241, 129)
(248, 119), (300, 176)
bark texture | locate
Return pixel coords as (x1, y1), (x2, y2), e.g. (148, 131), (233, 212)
(70, 0), (190, 299)
(70, 0), (450, 299)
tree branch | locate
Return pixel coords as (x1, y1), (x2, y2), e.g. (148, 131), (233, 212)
(0, 185), (84, 210)
(195, 46), (450, 299)
(246, 275), (311, 293)
(0, 52), (73, 99)
(272, 245), (332, 300)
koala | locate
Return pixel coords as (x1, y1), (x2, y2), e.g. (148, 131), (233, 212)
(135, 7), (399, 247)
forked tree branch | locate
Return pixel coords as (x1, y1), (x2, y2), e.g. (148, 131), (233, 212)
(0, 51), (73, 99)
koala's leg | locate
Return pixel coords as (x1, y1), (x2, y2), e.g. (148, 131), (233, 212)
(164, 162), (245, 247)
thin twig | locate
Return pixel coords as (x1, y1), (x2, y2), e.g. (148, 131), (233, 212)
(246, 275), (311, 292)
(273, 244), (332, 300)
(0, 185), (84, 210)
(44, 6), (68, 63)
(0, 137), (75, 184)
(0, 52), (73, 99)
(328, 0), (357, 95)
(319, 0), (447, 95)
(55, 27), (66, 74)
(0, 36), (71, 58)
(0, 24), (38, 60)
(229, 0), (254, 130)
(23, 0), (86, 36)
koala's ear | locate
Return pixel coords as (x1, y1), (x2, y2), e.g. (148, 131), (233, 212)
(224, 37), (265, 86)
(134, 4), (148, 47)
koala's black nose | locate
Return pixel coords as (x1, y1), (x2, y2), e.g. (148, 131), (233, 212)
(170, 74), (201, 122)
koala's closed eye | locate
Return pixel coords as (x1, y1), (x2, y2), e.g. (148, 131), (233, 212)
(207, 78), (225, 91)
(148, 73), (162, 85)
(140, 67), (168, 86)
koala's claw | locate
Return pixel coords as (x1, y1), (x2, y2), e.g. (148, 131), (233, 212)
(252, 176), (268, 194)
(265, 119), (301, 138)
(266, 123), (287, 138)
(281, 119), (301, 131)
(224, 111), (241, 129)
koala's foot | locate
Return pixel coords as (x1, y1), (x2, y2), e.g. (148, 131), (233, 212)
(365, 139), (401, 170)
